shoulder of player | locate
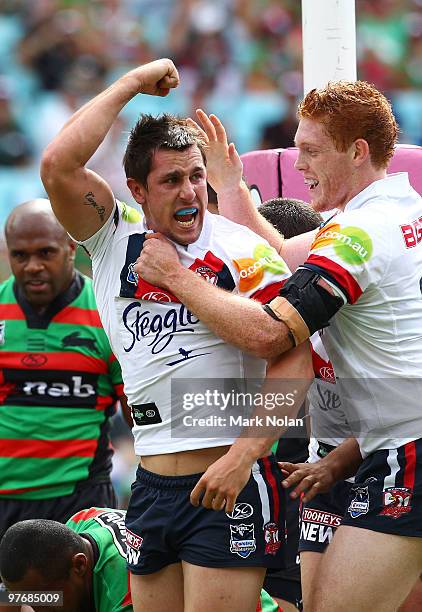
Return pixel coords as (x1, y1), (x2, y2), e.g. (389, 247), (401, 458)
(0, 276), (14, 294)
(332, 205), (392, 238)
(210, 214), (272, 250)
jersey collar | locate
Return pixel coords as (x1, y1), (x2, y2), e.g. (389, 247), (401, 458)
(13, 271), (84, 329)
(344, 172), (411, 213)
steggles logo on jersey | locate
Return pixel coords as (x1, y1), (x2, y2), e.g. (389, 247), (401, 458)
(233, 244), (288, 292)
(315, 383), (342, 412)
(312, 224), (373, 265)
(379, 486), (413, 518)
(165, 346), (211, 367)
(122, 301), (200, 354)
(0, 320), (5, 345)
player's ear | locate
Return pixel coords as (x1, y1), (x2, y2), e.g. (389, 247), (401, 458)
(68, 239), (77, 261)
(127, 178), (146, 205)
(71, 552), (89, 576)
(352, 138), (370, 167)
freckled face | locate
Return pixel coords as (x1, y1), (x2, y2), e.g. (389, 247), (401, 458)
(294, 118), (357, 212)
(136, 146), (208, 245)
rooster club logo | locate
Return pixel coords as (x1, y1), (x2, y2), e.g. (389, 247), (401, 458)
(379, 487), (412, 519)
(21, 354), (47, 368)
(195, 266), (218, 284)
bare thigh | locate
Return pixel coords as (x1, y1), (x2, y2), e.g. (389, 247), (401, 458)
(300, 551), (323, 612)
(182, 562), (266, 612)
(130, 563), (184, 612)
(310, 526), (422, 612)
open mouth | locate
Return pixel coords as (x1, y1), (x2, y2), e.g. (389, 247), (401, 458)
(174, 207), (199, 227)
(305, 178), (319, 191)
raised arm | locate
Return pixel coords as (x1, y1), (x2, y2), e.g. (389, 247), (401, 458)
(40, 59), (179, 241)
(191, 110), (316, 272)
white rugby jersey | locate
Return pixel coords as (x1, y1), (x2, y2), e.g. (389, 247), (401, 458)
(81, 201), (290, 455)
(308, 333), (350, 458)
(303, 173), (422, 457)
(307, 333), (354, 482)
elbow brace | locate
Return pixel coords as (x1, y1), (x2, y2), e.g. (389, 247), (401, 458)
(263, 268), (343, 345)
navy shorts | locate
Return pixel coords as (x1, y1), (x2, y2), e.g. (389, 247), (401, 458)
(264, 490), (302, 608)
(125, 456), (286, 574)
(0, 480), (117, 540)
(299, 478), (353, 554)
(342, 439), (422, 536)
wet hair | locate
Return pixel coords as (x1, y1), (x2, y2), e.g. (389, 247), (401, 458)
(0, 520), (84, 583)
(298, 81), (399, 169)
(259, 197), (322, 238)
(123, 113), (206, 188)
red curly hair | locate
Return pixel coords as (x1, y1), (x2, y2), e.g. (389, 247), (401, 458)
(298, 81), (399, 169)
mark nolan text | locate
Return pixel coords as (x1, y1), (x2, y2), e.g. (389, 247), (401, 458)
(183, 415), (304, 427)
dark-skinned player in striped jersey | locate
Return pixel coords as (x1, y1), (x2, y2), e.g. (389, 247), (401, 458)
(0, 508), (281, 612)
(0, 200), (129, 539)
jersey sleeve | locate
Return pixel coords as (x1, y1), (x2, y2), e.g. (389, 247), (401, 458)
(226, 226), (291, 303)
(303, 210), (391, 304)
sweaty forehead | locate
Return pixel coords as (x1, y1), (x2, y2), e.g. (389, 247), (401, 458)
(150, 146), (205, 175)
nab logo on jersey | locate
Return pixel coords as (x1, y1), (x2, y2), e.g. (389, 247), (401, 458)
(23, 375), (95, 398)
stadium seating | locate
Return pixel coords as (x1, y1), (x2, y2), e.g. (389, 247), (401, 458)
(241, 143), (422, 204)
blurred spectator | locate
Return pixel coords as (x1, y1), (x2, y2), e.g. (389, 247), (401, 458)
(0, 0), (420, 225)
(260, 93), (298, 150)
(0, 77), (33, 166)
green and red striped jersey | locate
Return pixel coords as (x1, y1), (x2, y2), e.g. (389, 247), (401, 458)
(66, 508), (132, 612)
(0, 273), (124, 499)
(67, 508), (280, 612)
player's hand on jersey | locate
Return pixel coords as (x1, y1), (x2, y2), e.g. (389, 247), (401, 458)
(134, 233), (182, 289)
(188, 109), (243, 194)
(124, 59), (180, 97)
(190, 452), (252, 512)
(279, 460), (337, 503)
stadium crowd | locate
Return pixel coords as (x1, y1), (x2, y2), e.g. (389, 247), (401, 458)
(1, 2), (422, 611)
(0, 0), (421, 223)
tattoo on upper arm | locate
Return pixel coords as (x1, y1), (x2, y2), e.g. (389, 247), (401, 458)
(84, 191), (106, 221)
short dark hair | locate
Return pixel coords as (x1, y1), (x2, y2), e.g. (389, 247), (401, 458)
(0, 520), (84, 583)
(123, 113), (206, 187)
(259, 197), (322, 238)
